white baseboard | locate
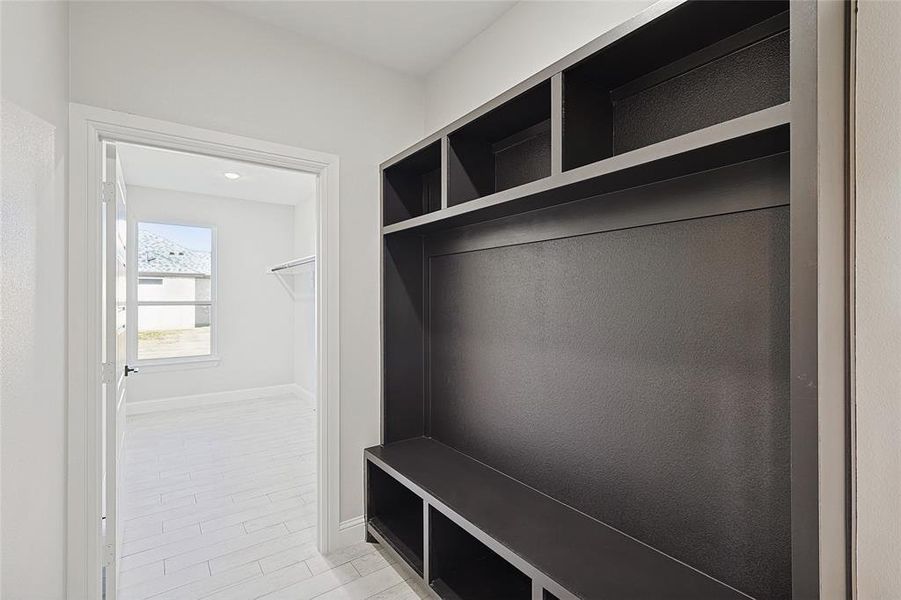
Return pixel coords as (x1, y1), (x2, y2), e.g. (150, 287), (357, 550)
(127, 383), (303, 415)
(334, 516), (366, 549)
(296, 385), (316, 407)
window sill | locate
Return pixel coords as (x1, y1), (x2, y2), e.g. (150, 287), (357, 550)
(132, 355), (221, 373)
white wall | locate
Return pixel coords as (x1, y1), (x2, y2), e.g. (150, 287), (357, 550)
(855, 1), (901, 596)
(0, 1), (69, 598)
(69, 0), (425, 522)
(424, 0), (653, 132)
(294, 194), (317, 399)
(127, 186), (296, 403)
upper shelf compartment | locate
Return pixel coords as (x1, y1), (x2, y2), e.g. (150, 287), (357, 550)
(380, 0), (792, 236)
(448, 80), (551, 207)
(563, 0), (789, 171)
(384, 103), (788, 236)
(383, 140), (442, 227)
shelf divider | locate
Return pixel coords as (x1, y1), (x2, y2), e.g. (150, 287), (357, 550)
(550, 73), (563, 176)
(440, 136), (450, 210)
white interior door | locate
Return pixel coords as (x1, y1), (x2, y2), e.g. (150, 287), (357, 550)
(101, 140), (129, 599)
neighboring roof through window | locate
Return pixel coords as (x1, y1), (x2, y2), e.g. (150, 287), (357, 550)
(138, 229), (211, 276)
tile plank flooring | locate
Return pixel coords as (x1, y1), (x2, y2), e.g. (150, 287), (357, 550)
(120, 395), (428, 600)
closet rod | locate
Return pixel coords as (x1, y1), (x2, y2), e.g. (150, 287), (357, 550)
(269, 255), (316, 273)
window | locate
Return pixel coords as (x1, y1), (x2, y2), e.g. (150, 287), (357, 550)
(132, 222), (215, 363)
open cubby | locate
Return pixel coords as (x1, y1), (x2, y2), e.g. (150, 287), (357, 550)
(366, 462), (424, 575)
(429, 508), (531, 600)
(383, 140), (442, 226)
(563, 0), (788, 170)
(448, 80), (551, 206)
(544, 592), (560, 600)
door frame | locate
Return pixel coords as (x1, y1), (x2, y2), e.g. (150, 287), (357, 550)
(67, 103), (341, 599)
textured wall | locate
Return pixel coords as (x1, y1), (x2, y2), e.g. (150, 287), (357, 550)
(430, 208), (791, 598)
(0, 2), (69, 597)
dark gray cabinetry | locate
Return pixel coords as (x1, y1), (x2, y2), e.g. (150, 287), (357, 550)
(366, 1), (848, 598)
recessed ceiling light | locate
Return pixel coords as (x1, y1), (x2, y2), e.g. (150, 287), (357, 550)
(223, 172), (241, 180)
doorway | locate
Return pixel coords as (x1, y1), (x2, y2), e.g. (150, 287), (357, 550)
(113, 141), (319, 599)
(67, 105), (341, 600)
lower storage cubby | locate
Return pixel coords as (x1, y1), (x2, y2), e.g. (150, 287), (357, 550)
(429, 507), (531, 600)
(366, 462), (424, 575)
(367, 439), (749, 599)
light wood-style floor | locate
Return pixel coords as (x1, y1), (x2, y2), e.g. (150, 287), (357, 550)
(119, 395), (428, 600)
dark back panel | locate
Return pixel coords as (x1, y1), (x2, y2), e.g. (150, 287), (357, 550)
(429, 207), (790, 599)
(366, 462), (424, 571)
(448, 81), (551, 206)
(429, 507), (532, 599)
(614, 30), (789, 154)
(493, 120), (551, 194)
(565, 1), (788, 90)
(383, 141), (442, 226)
(383, 235), (426, 442)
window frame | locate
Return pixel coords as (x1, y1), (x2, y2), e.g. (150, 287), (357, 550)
(128, 220), (219, 370)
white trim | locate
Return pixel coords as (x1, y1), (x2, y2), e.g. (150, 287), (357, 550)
(133, 301), (214, 307)
(67, 103), (341, 600)
(125, 384), (302, 416)
(131, 355), (221, 373)
(335, 516), (366, 548)
(295, 385), (316, 405)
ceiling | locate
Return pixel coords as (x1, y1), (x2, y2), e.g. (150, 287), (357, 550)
(216, 1), (517, 76)
(117, 143), (317, 206)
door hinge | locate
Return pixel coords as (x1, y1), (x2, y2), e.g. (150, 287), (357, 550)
(102, 542), (115, 568)
(101, 516), (114, 568)
(101, 362), (115, 384)
(101, 182), (116, 204)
